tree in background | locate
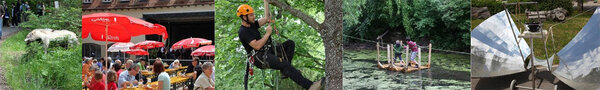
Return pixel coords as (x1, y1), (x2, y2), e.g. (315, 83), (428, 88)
(344, 0), (470, 51)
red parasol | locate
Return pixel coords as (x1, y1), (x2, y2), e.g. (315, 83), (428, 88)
(130, 40), (164, 49)
(171, 38), (212, 50)
(125, 49), (149, 56)
(82, 13), (168, 42)
(191, 45), (215, 56)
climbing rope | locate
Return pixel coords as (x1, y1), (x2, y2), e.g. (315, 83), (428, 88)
(343, 34), (470, 55)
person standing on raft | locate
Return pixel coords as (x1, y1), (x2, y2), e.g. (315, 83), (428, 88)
(393, 40), (405, 67)
(406, 37), (420, 68)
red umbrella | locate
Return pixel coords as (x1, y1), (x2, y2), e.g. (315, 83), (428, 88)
(171, 38), (212, 50)
(131, 40), (164, 49)
(107, 42), (134, 52)
(191, 45), (215, 56)
(130, 40), (164, 60)
(82, 13), (168, 42)
(125, 49), (149, 56)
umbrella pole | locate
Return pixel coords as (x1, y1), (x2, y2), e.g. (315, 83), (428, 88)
(147, 49), (149, 60)
(104, 24), (108, 90)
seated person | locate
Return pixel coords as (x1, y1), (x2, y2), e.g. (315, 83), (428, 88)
(137, 59), (148, 70)
(82, 58), (92, 84)
(107, 70), (118, 90)
(89, 71), (106, 90)
(154, 61), (170, 90)
(85, 65), (105, 88)
(186, 57), (203, 89)
(194, 62), (215, 90)
(169, 59), (181, 69)
(118, 64), (140, 88)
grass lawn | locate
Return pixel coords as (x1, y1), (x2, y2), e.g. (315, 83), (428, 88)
(0, 30), (31, 88)
(471, 10), (595, 64)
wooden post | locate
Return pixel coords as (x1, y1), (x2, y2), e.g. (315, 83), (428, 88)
(405, 45), (409, 67)
(387, 44), (394, 66)
(418, 47), (421, 66)
(376, 42), (380, 63)
(390, 44), (394, 64)
(428, 43), (432, 67)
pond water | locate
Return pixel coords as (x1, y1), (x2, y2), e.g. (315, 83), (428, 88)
(343, 50), (471, 90)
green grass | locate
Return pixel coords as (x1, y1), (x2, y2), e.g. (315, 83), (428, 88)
(0, 30), (82, 89)
(471, 11), (594, 64)
(0, 30), (31, 89)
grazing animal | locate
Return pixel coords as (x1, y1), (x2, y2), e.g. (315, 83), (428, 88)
(24, 29), (79, 52)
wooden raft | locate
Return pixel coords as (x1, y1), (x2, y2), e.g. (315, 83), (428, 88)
(376, 42), (432, 73)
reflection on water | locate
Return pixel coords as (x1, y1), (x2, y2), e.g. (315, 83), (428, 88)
(343, 50), (471, 90)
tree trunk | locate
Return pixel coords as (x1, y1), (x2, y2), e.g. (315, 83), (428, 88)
(323, 0), (343, 89)
(268, 0), (343, 89)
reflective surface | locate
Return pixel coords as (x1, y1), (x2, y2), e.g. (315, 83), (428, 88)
(471, 11), (531, 77)
(553, 7), (600, 90)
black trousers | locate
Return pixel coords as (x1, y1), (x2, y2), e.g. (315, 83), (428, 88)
(11, 14), (18, 26)
(253, 40), (313, 89)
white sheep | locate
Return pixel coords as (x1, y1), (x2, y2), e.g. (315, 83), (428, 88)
(24, 28), (79, 52)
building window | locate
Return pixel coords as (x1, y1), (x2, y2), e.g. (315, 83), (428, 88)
(102, 0), (111, 3)
(120, 0), (129, 3)
(83, 0), (92, 3)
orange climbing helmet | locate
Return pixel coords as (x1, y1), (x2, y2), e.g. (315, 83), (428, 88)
(237, 4), (255, 17)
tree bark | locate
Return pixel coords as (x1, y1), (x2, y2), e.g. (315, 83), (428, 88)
(267, 0), (343, 89)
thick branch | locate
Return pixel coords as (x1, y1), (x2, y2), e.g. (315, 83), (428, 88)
(295, 52), (325, 67)
(268, 0), (321, 31)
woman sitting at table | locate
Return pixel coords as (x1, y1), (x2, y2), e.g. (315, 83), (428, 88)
(169, 59), (182, 69)
(194, 62), (215, 90)
(154, 60), (170, 90)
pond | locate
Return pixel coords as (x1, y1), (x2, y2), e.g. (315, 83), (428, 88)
(343, 50), (471, 90)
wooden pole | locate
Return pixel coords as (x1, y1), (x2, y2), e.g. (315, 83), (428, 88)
(386, 44), (393, 66)
(376, 42), (380, 64)
(418, 47), (421, 66)
(104, 24), (108, 90)
(428, 43), (432, 67)
(405, 45), (409, 68)
(389, 44), (394, 65)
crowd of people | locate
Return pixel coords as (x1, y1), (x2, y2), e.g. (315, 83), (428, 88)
(0, 0), (45, 39)
(0, 1), (45, 27)
(82, 57), (215, 90)
(102, 47), (206, 61)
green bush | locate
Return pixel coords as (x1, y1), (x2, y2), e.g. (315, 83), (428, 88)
(471, 0), (504, 13)
(19, 7), (82, 34)
(19, 41), (82, 89)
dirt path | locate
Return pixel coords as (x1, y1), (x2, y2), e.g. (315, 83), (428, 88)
(0, 27), (22, 90)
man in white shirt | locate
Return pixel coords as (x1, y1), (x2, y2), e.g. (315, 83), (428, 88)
(194, 62), (214, 90)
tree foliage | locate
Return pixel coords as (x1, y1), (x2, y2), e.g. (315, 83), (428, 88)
(216, 0), (325, 89)
(344, 0), (471, 51)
